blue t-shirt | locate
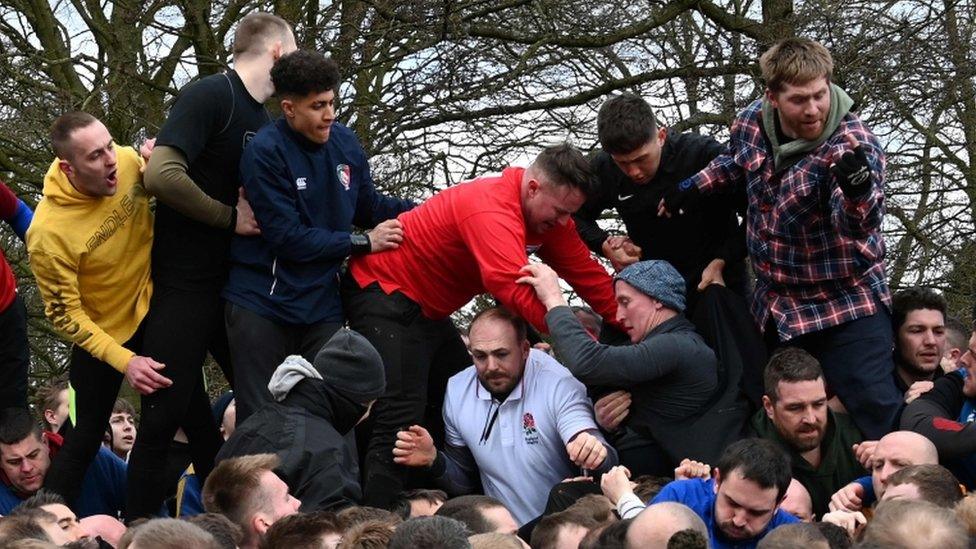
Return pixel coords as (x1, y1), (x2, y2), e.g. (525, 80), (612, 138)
(0, 447), (126, 518)
(652, 478), (798, 549)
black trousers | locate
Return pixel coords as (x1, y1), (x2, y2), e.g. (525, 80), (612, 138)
(0, 294), (29, 409)
(44, 325), (142, 505)
(226, 302), (342, 424)
(125, 284), (229, 519)
(341, 275), (470, 509)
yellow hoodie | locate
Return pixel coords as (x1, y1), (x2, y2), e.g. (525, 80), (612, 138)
(27, 146), (153, 373)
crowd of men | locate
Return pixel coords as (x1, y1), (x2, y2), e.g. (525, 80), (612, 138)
(0, 10), (974, 549)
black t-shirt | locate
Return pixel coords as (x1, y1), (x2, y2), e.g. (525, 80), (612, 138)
(153, 70), (271, 289)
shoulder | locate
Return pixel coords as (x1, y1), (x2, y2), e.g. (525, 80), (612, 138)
(326, 123), (368, 161)
(174, 73), (232, 103)
(656, 478), (713, 502)
(529, 350), (582, 388)
(446, 366), (478, 395)
(93, 446), (127, 472)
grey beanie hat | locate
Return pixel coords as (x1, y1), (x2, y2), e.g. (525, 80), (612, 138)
(313, 329), (386, 403)
(614, 260), (686, 313)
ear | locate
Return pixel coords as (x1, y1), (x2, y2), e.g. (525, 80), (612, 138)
(521, 338), (530, 357)
(526, 178), (541, 197)
(950, 348), (962, 361)
(58, 159), (73, 177)
(656, 127), (667, 146)
(712, 469), (722, 493)
(765, 88), (779, 109)
(43, 409), (56, 428)
(281, 99), (295, 118)
(252, 512), (271, 536)
(762, 395), (775, 419)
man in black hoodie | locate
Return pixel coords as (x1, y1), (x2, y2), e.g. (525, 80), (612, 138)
(215, 329), (385, 511)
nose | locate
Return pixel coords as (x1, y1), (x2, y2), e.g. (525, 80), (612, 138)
(732, 510), (748, 528)
(615, 307), (626, 324)
(923, 330), (937, 345)
(625, 166), (642, 181)
(20, 461), (33, 474)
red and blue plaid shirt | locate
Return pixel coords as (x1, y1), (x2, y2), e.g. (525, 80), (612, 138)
(689, 99), (890, 341)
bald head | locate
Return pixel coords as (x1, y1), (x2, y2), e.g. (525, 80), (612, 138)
(625, 502), (707, 549)
(872, 431), (938, 498)
(781, 479), (813, 522)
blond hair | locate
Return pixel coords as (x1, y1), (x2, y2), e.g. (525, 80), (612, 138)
(202, 454), (280, 535)
(760, 37), (833, 92)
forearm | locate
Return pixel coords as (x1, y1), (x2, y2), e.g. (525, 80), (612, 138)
(429, 445), (479, 496)
(144, 146), (234, 229)
(546, 306), (662, 385)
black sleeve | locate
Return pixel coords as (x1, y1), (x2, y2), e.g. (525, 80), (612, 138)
(156, 75), (231, 164)
(690, 136), (745, 263)
(574, 153), (616, 254)
(900, 372), (976, 460)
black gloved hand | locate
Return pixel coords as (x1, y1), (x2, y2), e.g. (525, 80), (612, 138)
(831, 145), (872, 200)
(659, 178), (701, 217)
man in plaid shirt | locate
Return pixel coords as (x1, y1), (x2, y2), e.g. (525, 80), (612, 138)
(662, 38), (901, 439)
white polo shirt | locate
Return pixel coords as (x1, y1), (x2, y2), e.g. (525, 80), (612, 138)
(443, 349), (605, 524)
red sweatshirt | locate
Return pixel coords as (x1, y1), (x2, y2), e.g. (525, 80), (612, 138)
(350, 167), (617, 333)
(0, 183), (19, 313)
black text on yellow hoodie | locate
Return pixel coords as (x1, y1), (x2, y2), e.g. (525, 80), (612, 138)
(26, 146), (153, 372)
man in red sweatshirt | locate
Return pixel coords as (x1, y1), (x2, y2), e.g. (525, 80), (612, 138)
(342, 143), (618, 508)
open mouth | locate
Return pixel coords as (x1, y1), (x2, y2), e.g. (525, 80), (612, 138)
(106, 169), (118, 187)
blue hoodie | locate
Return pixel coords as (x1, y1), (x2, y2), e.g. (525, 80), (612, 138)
(225, 118), (413, 324)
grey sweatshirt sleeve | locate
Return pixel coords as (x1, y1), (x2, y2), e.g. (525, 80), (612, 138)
(545, 305), (683, 386)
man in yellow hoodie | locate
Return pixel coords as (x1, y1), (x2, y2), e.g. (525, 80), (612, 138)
(26, 111), (170, 508)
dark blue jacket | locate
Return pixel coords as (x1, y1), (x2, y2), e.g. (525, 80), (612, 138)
(225, 118), (413, 324)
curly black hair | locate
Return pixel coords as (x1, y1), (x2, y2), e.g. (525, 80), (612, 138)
(271, 49), (340, 98)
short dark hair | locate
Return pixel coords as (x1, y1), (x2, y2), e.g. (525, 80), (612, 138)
(0, 515), (53, 545)
(0, 407), (43, 447)
(588, 518), (630, 549)
(892, 288), (947, 331)
(756, 523), (827, 548)
(336, 505), (402, 529)
(112, 398), (136, 417)
(597, 93), (658, 155)
(715, 438), (792, 501)
(944, 316), (970, 352)
(667, 528), (709, 549)
(50, 111), (98, 160)
(532, 143), (596, 197)
(470, 307), (528, 344)
(11, 490), (65, 514)
(271, 50), (341, 100)
(531, 509), (599, 549)
(813, 521), (852, 549)
(434, 495), (506, 535)
(260, 511), (343, 549)
(387, 516), (471, 549)
(392, 489), (449, 519)
(763, 347), (824, 402)
(886, 464), (964, 508)
(633, 475), (672, 502)
(232, 12), (292, 58)
(339, 520), (396, 549)
(186, 513), (244, 549)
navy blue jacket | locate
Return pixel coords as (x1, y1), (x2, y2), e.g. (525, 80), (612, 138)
(225, 118), (414, 324)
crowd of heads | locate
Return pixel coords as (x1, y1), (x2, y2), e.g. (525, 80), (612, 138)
(6, 16), (976, 549)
